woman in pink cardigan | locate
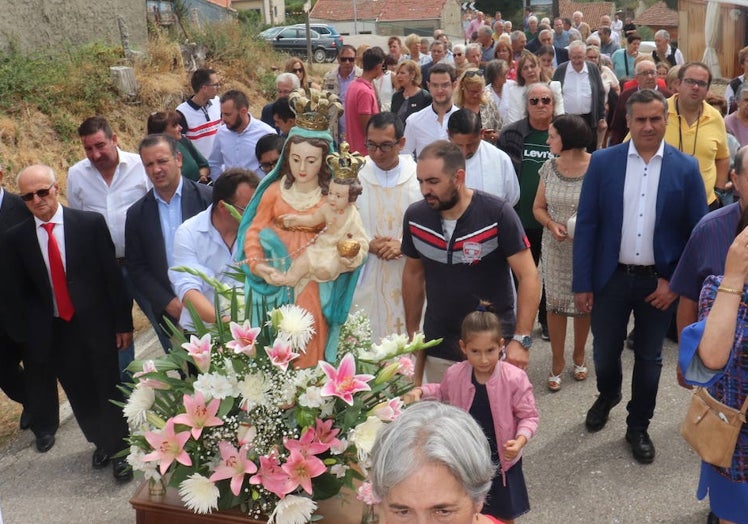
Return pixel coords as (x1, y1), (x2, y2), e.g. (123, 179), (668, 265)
(407, 302), (539, 524)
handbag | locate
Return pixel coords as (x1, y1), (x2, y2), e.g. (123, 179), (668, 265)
(680, 386), (748, 468)
(566, 212), (577, 240)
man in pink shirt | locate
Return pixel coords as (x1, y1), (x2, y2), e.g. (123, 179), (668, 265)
(344, 47), (384, 154)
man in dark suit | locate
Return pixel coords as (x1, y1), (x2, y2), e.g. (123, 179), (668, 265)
(5, 165), (133, 481)
(125, 134), (212, 343)
(0, 165), (31, 428)
(572, 89), (708, 464)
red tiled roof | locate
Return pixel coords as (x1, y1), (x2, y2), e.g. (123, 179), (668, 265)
(310, 0), (387, 21)
(559, 0), (615, 30)
(310, 0), (447, 22)
(634, 1), (678, 27)
(377, 0), (447, 21)
(208, 0), (232, 8)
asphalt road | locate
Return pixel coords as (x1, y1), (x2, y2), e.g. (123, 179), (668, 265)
(0, 325), (712, 524)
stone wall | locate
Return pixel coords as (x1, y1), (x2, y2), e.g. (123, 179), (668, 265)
(0, 0), (147, 53)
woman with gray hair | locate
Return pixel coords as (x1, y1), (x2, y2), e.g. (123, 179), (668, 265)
(369, 402), (503, 524)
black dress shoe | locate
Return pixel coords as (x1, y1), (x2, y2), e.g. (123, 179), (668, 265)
(112, 457), (133, 483)
(626, 429), (656, 464)
(585, 394), (622, 432)
(36, 434), (56, 453)
(19, 410), (31, 430)
(92, 448), (111, 469)
(706, 511), (719, 524)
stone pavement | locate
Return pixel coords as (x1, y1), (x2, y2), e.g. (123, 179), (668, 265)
(0, 326), (712, 523)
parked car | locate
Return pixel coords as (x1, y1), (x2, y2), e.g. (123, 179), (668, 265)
(271, 26), (339, 63)
(258, 26), (285, 40)
(291, 23), (343, 49)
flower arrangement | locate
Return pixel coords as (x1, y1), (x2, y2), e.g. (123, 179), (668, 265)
(122, 294), (436, 523)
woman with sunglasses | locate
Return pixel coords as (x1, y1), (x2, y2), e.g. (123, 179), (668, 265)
(391, 60), (432, 126)
(452, 44), (470, 77)
(502, 53), (564, 128)
(284, 57), (320, 89)
(454, 68), (502, 143)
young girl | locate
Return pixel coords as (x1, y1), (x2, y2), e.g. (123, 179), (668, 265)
(406, 302), (539, 523)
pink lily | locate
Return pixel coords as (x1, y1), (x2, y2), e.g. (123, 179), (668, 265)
(370, 398), (404, 422)
(313, 418), (341, 451)
(172, 391), (223, 440)
(397, 355), (415, 378)
(249, 452), (296, 498)
(182, 333), (212, 372)
(284, 426), (328, 457)
(209, 441), (257, 496)
(143, 418), (192, 474)
(265, 337), (300, 371)
(132, 360), (169, 389)
(319, 353), (374, 406)
(226, 320), (261, 357)
(281, 449), (326, 495)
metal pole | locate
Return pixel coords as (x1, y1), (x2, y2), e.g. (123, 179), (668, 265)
(304, 2), (312, 68)
(353, 0), (358, 35)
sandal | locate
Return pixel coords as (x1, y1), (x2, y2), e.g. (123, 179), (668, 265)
(572, 362), (588, 381)
(547, 372), (562, 392)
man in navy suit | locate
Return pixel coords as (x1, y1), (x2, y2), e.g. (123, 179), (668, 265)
(5, 165), (133, 481)
(125, 134), (212, 344)
(572, 89), (708, 464)
(0, 165), (31, 428)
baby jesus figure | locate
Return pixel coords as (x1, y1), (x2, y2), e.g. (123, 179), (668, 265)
(268, 177), (369, 288)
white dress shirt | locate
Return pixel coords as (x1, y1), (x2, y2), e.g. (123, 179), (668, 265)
(169, 205), (238, 330)
(155, 178), (184, 270)
(619, 140), (664, 265)
(34, 205), (66, 317)
(465, 141), (520, 206)
(208, 116), (275, 180)
(562, 62), (593, 115)
(66, 149), (150, 258)
(403, 104), (459, 156)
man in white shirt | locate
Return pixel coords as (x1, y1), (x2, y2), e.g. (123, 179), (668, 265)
(176, 68), (222, 159)
(66, 116), (150, 372)
(352, 112), (421, 341)
(169, 169), (258, 331)
(446, 109), (519, 205)
(208, 89), (275, 180)
(403, 63), (459, 156)
(552, 41), (607, 151)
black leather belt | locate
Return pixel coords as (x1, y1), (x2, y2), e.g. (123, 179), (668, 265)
(617, 263), (658, 277)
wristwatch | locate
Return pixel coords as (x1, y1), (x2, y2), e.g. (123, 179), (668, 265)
(511, 334), (533, 350)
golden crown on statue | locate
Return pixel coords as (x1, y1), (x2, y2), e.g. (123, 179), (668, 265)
(326, 142), (365, 180)
(288, 88), (343, 131)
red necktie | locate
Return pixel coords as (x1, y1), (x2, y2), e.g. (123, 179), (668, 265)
(41, 222), (75, 321)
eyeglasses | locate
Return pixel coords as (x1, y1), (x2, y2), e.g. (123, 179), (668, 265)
(454, 52), (463, 56)
(339, 57), (356, 63)
(260, 159), (279, 171)
(365, 141), (397, 152)
(205, 83), (221, 88)
(292, 68), (304, 73)
(528, 96), (553, 106)
(464, 70), (484, 78)
(20, 183), (55, 201)
(682, 77), (708, 88)
(227, 201), (246, 214)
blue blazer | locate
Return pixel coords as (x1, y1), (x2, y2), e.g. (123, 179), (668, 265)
(125, 178), (212, 318)
(572, 142), (708, 294)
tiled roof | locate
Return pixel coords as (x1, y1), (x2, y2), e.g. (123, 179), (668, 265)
(634, 1), (679, 27)
(559, 0), (615, 30)
(310, 0), (447, 22)
(377, 0), (447, 21)
(310, 0), (387, 21)
(207, 0), (232, 7)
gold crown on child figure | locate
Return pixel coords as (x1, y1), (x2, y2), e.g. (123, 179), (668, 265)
(288, 88), (343, 131)
(326, 142), (365, 180)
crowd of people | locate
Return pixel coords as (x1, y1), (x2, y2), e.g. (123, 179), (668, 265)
(1, 6), (748, 523)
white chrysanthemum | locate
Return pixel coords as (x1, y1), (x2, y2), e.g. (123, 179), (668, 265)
(268, 494), (317, 524)
(350, 416), (384, 461)
(298, 386), (325, 408)
(178, 473), (220, 514)
(123, 384), (155, 428)
(276, 305), (315, 351)
(193, 372), (236, 400)
(238, 372), (271, 410)
(277, 381), (298, 406)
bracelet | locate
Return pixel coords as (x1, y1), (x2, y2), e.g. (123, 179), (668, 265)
(717, 285), (743, 296)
